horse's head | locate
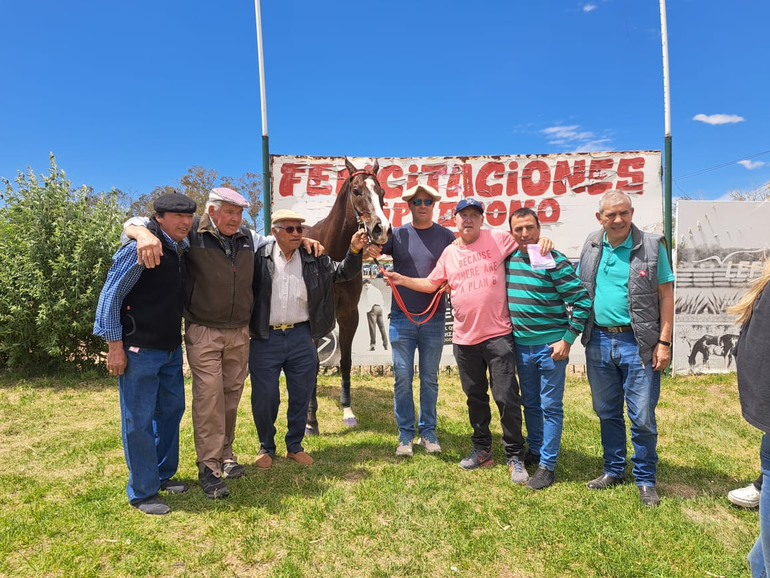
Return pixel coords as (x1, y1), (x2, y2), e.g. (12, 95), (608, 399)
(344, 158), (392, 246)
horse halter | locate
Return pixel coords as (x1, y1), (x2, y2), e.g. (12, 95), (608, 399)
(346, 170), (381, 228)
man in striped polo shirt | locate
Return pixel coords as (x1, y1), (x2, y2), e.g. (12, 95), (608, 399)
(505, 207), (592, 490)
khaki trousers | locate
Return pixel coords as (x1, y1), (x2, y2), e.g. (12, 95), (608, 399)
(185, 322), (250, 476)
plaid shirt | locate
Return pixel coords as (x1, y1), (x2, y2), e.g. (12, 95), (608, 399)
(93, 231), (188, 342)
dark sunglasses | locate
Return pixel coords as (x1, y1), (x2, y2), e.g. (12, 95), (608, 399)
(274, 225), (303, 234)
(410, 198), (434, 206)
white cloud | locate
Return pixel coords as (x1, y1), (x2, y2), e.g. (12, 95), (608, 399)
(540, 124), (611, 152)
(693, 113), (745, 125)
(738, 160), (765, 170)
(583, 4), (598, 12)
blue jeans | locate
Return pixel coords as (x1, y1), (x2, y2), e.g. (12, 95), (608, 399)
(249, 323), (317, 456)
(749, 434), (770, 578)
(390, 309), (444, 443)
(119, 345), (185, 504)
(515, 343), (568, 471)
(586, 330), (660, 486)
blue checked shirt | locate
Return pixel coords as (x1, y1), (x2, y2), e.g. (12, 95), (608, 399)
(93, 231), (188, 342)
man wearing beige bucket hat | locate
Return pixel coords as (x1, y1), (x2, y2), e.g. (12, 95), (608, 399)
(248, 209), (367, 468)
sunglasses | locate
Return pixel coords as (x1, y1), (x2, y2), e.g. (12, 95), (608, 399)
(410, 198), (434, 206)
(274, 225), (303, 234)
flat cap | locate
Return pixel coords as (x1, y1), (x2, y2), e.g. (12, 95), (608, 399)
(271, 209), (306, 224)
(153, 193), (197, 214)
(208, 187), (250, 208)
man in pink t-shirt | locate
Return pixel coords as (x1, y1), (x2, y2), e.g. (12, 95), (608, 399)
(387, 198), (551, 484)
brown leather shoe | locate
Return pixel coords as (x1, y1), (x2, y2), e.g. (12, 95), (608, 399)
(255, 450), (273, 470)
(286, 451), (314, 465)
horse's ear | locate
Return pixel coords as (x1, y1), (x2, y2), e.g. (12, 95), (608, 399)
(371, 160), (379, 174)
(344, 157), (357, 175)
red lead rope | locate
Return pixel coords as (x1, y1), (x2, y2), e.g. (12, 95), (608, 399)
(378, 265), (445, 325)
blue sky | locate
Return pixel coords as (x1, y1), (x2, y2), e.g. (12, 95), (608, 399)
(1, 1), (768, 202)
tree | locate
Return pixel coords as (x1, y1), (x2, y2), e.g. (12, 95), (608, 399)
(728, 181), (770, 201)
(129, 167), (264, 232)
(0, 155), (127, 371)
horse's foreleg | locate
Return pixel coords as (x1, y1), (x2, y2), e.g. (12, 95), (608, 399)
(338, 312), (358, 427)
(306, 349), (320, 436)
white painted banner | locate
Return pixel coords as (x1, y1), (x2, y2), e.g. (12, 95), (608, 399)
(271, 151), (663, 260)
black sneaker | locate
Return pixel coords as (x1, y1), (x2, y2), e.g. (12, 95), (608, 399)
(160, 480), (189, 494)
(459, 448), (494, 470)
(198, 466), (230, 500)
(132, 495), (171, 515)
(524, 449), (541, 467)
(222, 461), (246, 479)
(527, 466), (556, 490)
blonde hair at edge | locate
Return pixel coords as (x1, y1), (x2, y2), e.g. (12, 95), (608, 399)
(727, 260), (770, 325)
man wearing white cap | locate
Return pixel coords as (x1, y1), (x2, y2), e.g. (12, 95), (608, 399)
(367, 184), (455, 457)
(123, 188), (321, 499)
(248, 210), (367, 468)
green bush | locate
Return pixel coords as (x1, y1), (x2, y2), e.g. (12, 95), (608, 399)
(0, 155), (127, 371)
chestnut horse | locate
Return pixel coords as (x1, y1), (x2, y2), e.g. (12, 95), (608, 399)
(304, 158), (392, 431)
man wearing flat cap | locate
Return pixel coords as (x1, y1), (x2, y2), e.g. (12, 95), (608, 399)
(386, 198), (552, 485)
(248, 210), (368, 468)
(94, 193), (196, 515)
(367, 184), (455, 457)
(123, 189), (322, 499)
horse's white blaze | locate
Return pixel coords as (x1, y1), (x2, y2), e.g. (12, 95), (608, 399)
(365, 177), (391, 234)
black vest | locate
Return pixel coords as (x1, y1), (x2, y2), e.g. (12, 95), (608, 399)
(121, 219), (186, 350)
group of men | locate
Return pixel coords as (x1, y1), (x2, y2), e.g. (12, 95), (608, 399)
(95, 182), (674, 515)
(95, 188), (365, 514)
(382, 186), (673, 506)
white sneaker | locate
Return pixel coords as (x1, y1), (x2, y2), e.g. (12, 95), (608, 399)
(417, 436), (442, 454)
(395, 441), (414, 457)
(728, 483), (761, 508)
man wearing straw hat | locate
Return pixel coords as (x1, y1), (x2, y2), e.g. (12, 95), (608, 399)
(368, 184), (455, 457)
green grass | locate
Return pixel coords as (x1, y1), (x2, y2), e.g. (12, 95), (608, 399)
(0, 370), (760, 577)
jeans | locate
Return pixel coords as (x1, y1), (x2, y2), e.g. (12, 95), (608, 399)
(119, 345), (185, 504)
(453, 333), (524, 460)
(515, 343), (568, 471)
(390, 309), (444, 443)
(586, 329), (660, 486)
(749, 434), (770, 578)
(249, 323), (317, 456)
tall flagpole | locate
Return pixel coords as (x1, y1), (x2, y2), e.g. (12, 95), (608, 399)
(660, 0), (672, 259)
(254, 0), (271, 229)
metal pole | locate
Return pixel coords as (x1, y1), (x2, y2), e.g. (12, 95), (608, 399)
(254, 0), (271, 229)
(660, 0), (672, 260)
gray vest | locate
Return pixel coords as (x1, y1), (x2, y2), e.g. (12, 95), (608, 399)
(579, 223), (665, 363)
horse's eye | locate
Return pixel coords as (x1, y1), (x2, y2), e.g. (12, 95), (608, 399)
(353, 188), (362, 196)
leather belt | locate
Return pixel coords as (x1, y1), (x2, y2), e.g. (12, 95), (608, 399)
(594, 324), (633, 333)
(270, 321), (308, 331)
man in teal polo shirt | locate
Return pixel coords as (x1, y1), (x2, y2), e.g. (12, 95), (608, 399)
(578, 190), (674, 508)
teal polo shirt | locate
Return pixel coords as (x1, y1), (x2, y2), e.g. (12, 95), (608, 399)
(593, 232), (675, 326)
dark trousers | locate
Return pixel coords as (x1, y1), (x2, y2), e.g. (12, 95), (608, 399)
(367, 305), (388, 347)
(249, 323), (317, 456)
(453, 333), (524, 460)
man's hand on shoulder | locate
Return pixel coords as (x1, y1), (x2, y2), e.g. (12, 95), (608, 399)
(302, 237), (325, 257)
(126, 225), (162, 268)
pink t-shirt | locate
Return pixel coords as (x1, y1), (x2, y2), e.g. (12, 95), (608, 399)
(427, 229), (518, 346)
